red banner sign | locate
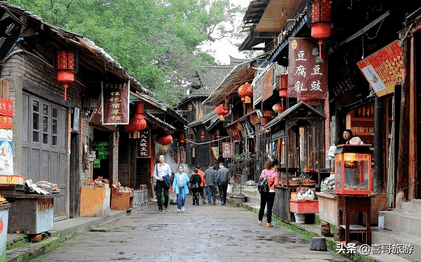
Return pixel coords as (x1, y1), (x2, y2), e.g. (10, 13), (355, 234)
(357, 40), (403, 97)
(262, 65), (274, 102)
(288, 38), (328, 99)
(102, 81), (130, 125)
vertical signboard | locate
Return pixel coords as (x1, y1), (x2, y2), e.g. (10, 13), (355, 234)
(137, 129), (151, 158)
(288, 38), (328, 100)
(222, 142), (233, 158)
(262, 64), (274, 102)
(102, 81), (130, 125)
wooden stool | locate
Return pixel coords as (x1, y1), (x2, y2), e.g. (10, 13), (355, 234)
(337, 195), (372, 245)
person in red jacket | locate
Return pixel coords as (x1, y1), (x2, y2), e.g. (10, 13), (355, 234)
(258, 159), (279, 227)
(196, 165), (206, 204)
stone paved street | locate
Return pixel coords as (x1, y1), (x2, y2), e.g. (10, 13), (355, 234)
(32, 200), (352, 262)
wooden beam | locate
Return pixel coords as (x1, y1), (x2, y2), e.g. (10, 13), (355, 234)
(408, 36), (417, 200)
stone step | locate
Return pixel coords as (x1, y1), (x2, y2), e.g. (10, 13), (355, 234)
(6, 237), (61, 262)
(400, 199), (421, 214)
(380, 210), (421, 238)
(372, 227), (421, 261)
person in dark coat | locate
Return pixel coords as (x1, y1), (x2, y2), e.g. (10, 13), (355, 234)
(190, 168), (202, 205)
(216, 163), (230, 205)
(204, 164), (217, 205)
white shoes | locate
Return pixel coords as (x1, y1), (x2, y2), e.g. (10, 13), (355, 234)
(182, 207), (185, 211)
(177, 209), (181, 212)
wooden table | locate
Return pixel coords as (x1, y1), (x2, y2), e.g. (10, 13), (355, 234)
(337, 195), (372, 245)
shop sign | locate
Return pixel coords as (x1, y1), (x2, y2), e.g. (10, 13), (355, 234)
(227, 124), (241, 142)
(93, 159), (100, 169)
(93, 141), (109, 160)
(102, 81), (130, 125)
(0, 8), (24, 61)
(137, 129), (151, 158)
(330, 67), (363, 107)
(211, 147), (219, 160)
(262, 65), (274, 102)
(0, 140), (13, 175)
(357, 40), (403, 97)
(222, 142), (233, 158)
(288, 38), (328, 99)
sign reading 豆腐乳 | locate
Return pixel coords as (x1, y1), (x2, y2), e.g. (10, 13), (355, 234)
(287, 38), (328, 100)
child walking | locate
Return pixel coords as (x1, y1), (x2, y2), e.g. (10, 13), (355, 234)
(173, 165), (190, 211)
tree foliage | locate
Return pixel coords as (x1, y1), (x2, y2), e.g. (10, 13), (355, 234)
(7, 0), (244, 105)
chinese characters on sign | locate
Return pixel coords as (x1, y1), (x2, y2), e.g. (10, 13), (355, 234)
(288, 38), (328, 100)
(137, 129), (151, 158)
(0, 9), (24, 61)
(357, 40), (403, 97)
(222, 142), (233, 158)
(102, 81), (130, 125)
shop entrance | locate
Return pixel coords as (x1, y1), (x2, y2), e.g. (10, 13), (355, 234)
(93, 129), (111, 181)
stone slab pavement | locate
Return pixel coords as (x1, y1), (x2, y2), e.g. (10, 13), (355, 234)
(30, 199), (352, 262)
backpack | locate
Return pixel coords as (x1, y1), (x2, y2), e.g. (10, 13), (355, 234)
(258, 177), (269, 194)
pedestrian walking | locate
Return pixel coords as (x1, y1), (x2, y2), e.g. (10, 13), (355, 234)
(196, 165), (206, 204)
(204, 164), (217, 205)
(173, 165), (190, 212)
(258, 160), (279, 227)
(190, 168), (202, 205)
(153, 155), (171, 212)
(217, 162), (230, 205)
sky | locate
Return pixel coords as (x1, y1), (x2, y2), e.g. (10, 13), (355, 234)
(199, 0), (252, 65)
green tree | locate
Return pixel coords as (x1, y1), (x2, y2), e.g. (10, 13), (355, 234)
(7, 0), (244, 105)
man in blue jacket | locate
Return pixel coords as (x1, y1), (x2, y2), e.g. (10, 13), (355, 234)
(204, 164), (217, 205)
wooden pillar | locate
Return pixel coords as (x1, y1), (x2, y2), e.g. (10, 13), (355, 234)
(396, 37), (410, 199)
(408, 36), (418, 200)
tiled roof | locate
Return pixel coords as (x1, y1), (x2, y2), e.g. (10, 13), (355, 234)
(188, 110), (218, 127)
(191, 56), (250, 96)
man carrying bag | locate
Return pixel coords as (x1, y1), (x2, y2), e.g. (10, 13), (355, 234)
(153, 155), (172, 212)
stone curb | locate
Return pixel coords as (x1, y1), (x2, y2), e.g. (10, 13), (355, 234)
(5, 201), (156, 262)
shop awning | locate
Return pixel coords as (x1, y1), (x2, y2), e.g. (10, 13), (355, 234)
(264, 101), (325, 129)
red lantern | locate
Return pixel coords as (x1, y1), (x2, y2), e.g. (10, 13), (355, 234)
(212, 134), (216, 142)
(272, 100), (285, 113)
(216, 129), (220, 138)
(156, 134), (173, 150)
(215, 104), (228, 121)
(56, 50), (75, 101)
(200, 131), (205, 140)
(279, 75), (288, 98)
(125, 102), (147, 134)
(242, 82), (253, 104)
(311, 0), (332, 58)
(179, 133), (185, 144)
(238, 85), (245, 102)
(223, 104), (229, 114)
(188, 134), (194, 141)
(262, 117), (269, 126)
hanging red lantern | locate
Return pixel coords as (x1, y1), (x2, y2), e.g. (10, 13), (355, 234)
(311, 0), (332, 58)
(262, 117), (269, 126)
(223, 104), (229, 114)
(179, 133), (185, 144)
(238, 85), (246, 102)
(272, 100), (285, 113)
(56, 50), (75, 101)
(279, 75), (288, 98)
(212, 134), (216, 142)
(215, 104), (229, 121)
(156, 134), (173, 150)
(200, 131), (205, 140)
(125, 102), (147, 134)
(188, 134), (194, 141)
(240, 82), (253, 104)
(216, 129), (220, 138)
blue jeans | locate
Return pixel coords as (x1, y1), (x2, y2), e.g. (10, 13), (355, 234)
(206, 186), (216, 203)
(200, 187), (206, 200)
(177, 187), (185, 210)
